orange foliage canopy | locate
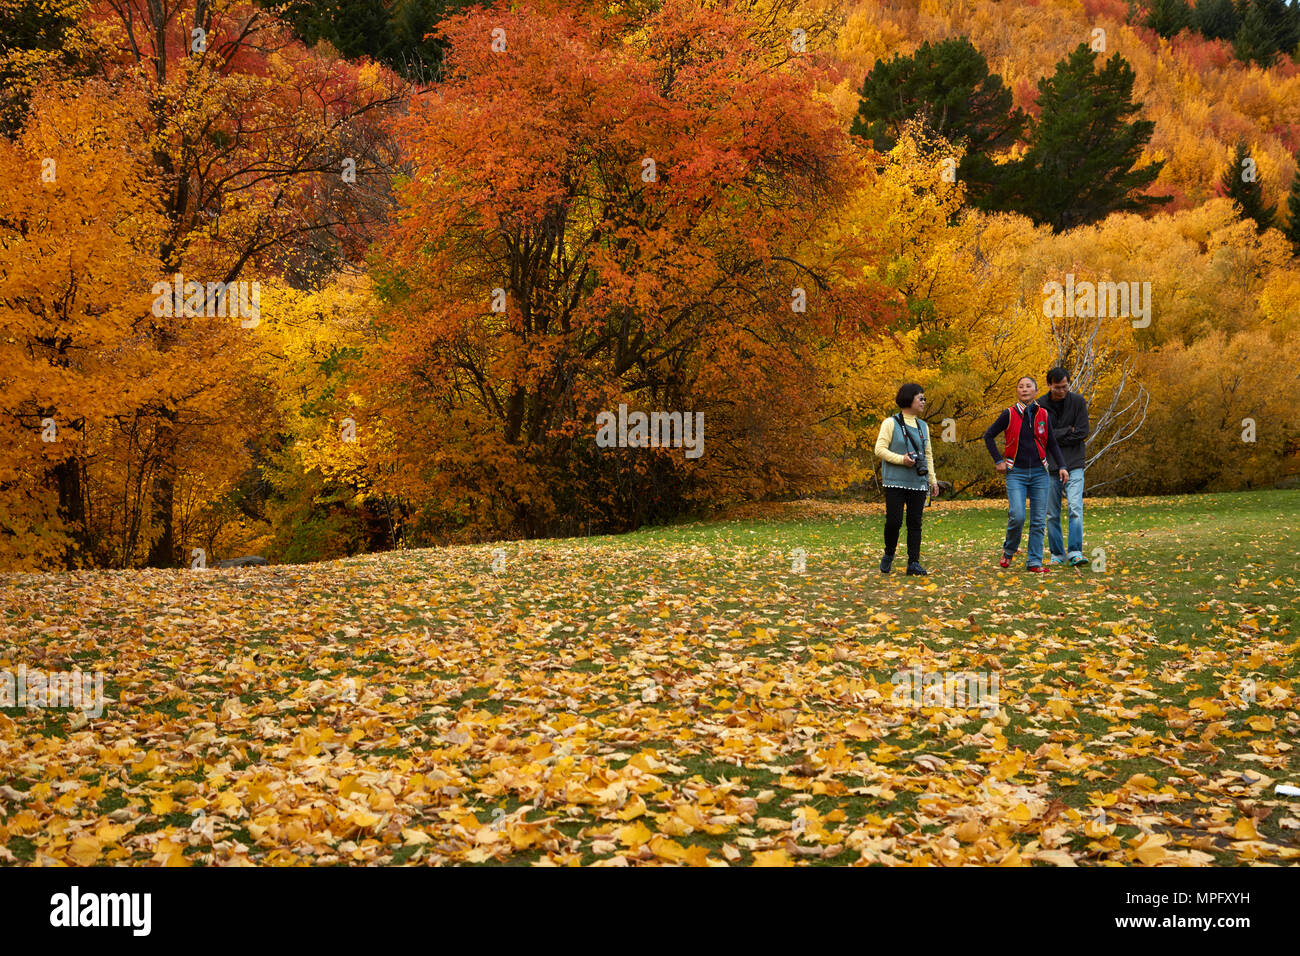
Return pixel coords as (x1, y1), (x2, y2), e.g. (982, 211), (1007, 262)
(360, 0), (888, 538)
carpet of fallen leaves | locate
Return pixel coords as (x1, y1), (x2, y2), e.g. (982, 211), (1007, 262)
(1, 491), (1297, 866)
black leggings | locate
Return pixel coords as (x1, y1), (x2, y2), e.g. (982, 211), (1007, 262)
(884, 487), (927, 564)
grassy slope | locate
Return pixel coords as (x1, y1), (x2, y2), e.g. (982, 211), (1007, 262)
(0, 490), (1297, 865)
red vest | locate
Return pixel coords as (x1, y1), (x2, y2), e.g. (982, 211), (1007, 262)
(1005, 403), (1048, 464)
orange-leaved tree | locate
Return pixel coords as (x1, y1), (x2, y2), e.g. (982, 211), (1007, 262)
(0, 80), (165, 569)
(359, 0), (886, 540)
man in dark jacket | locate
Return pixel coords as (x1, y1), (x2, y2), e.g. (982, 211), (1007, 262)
(1040, 367), (1090, 566)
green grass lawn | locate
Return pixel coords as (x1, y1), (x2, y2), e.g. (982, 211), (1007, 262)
(1, 490), (1297, 865)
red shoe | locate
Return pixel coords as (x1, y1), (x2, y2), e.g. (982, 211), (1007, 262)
(1028, 565), (1050, 573)
(999, 554), (1011, 568)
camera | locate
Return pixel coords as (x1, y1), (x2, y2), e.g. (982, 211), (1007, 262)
(895, 413), (928, 478)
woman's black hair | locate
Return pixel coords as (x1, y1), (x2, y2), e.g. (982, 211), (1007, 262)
(896, 383), (925, 409)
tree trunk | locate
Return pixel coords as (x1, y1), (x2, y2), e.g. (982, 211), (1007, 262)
(50, 455), (86, 570)
(146, 410), (177, 567)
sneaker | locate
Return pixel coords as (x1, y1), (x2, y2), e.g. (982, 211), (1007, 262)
(906, 562), (928, 576)
(999, 554), (1011, 568)
(881, 553), (894, 574)
(1027, 565), (1050, 574)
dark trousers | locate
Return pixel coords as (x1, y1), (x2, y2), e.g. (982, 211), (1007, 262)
(884, 487), (927, 564)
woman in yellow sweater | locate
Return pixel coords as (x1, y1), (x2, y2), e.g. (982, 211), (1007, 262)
(874, 383), (940, 575)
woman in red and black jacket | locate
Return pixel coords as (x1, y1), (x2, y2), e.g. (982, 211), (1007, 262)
(982, 376), (1069, 572)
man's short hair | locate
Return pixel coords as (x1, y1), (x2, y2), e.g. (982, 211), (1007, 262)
(896, 383), (925, 409)
(1046, 366), (1071, 385)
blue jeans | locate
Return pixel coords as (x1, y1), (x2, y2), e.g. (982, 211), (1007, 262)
(1047, 469), (1085, 561)
(1003, 466), (1048, 568)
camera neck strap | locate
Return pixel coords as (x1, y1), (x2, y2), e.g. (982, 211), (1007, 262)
(894, 413), (924, 458)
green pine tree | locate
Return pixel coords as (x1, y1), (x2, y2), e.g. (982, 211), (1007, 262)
(1259, 0), (1300, 58)
(259, 0), (472, 79)
(849, 37), (1027, 202)
(1144, 0), (1194, 36)
(976, 44), (1171, 231)
(1234, 0), (1278, 65)
(1194, 0), (1241, 39)
(1284, 153), (1300, 251)
(389, 0), (458, 81)
(1220, 140), (1277, 232)
(277, 0), (393, 61)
